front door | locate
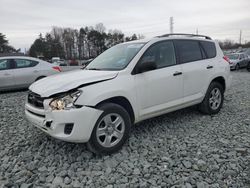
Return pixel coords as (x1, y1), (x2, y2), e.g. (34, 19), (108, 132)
(134, 41), (183, 120)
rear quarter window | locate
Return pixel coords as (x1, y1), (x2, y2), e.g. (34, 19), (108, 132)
(175, 40), (202, 63)
(200, 41), (216, 58)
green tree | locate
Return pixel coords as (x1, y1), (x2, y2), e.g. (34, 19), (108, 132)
(29, 34), (47, 57)
(0, 33), (16, 53)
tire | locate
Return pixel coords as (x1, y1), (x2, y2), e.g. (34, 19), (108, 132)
(199, 82), (224, 115)
(87, 103), (131, 154)
(235, 64), (240, 70)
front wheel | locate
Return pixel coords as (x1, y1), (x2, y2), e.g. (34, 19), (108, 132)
(87, 103), (131, 154)
(199, 82), (224, 114)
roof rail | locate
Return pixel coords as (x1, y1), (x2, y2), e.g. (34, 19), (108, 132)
(157, 33), (212, 40)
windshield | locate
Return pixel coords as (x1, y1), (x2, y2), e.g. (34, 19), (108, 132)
(86, 43), (145, 70)
(228, 54), (239, 60)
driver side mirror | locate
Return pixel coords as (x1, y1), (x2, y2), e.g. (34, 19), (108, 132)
(137, 61), (157, 73)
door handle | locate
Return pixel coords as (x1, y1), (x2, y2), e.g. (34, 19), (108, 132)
(173, 71), (182, 76)
(4, 73), (10, 76)
(33, 70), (39, 73)
(207, 65), (213, 69)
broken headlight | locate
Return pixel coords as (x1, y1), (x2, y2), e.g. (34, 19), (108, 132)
(49, 91), (82, 110)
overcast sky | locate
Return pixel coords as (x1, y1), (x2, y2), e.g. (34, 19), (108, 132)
(1, 0), (250, 51)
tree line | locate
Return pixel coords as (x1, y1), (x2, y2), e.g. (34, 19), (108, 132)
(218, 39), (250, 50)
(0, 33), (18, 53)
(29, 23), (144, 60)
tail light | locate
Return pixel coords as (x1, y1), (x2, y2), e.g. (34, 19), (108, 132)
(52, 66), (61, 72)
(223, 56), (230, 64)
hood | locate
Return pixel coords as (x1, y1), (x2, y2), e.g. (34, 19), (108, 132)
(29, 70), (118, 97)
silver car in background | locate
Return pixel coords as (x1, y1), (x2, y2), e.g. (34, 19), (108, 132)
(227, 53), (249, 70)
(0, 56), (61, 91)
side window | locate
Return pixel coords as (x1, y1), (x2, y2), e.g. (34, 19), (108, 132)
(200, 41), (216, 58)
(175, 40), (202, 63)
(13, 59), (39, 69)
(240, 54), (244, 59)
(0, 59), (10, 70)
(140, 41), (176, 69)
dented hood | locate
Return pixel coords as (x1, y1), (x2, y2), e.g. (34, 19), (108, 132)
(29, 69), (118, 97)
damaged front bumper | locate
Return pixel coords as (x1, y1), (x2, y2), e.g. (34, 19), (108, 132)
(25, 101), (102, 143)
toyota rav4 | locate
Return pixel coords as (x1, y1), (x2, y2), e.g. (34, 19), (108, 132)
(25, 33), (232, 154)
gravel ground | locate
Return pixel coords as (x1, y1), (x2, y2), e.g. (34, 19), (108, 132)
(0, 70), (249, 188)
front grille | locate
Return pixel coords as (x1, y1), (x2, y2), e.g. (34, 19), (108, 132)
(28, 91), (44, 108)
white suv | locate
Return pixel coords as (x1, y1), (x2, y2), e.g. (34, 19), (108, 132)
(25, 34), (232, 154)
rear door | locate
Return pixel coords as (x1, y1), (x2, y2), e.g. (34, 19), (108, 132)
(0, 59), (15, 90)
(11, 59), (39, 87)
(175, 40), (216, 103)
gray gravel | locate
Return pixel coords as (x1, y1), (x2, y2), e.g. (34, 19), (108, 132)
(0, 70), (250, 188)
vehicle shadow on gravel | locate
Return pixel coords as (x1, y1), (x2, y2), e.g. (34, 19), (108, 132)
(31, 105), (203, 159)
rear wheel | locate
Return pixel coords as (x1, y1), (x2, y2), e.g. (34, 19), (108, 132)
(87, 103), (131, 154)
(199, 82), (224, 114)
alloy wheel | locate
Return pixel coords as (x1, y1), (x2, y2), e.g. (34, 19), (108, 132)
(96, 113), (125, 148)
(209, 88), (222, 110)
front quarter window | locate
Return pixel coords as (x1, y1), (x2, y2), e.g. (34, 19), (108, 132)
(86, 43), (145, 71)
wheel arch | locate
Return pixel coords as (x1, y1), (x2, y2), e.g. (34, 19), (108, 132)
(95, 96), (135, 124)
(210, 76), (226, 92)
(35, 76), (46, 81)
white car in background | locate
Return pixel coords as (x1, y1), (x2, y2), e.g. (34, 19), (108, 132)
(0, 56), (61, 91)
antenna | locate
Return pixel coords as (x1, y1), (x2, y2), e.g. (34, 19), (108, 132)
(170, 17), (174, 34)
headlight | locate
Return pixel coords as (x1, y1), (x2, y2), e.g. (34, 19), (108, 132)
(49, 91), (82, 110)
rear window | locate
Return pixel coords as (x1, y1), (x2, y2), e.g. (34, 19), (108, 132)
(175, 40), (202, 63)
(12, 59), (39, 69)
(200, 41), (216, 58)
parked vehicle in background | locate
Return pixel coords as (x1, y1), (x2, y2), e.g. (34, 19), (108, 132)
(247, 61), (250, 71)
(52, 60), (67, 66)
(51, 57), (60, 64)
(227, 53), (249, 70)
(25, 33), (231, 154)
(0, 56), (61, 91)
(81, 58), (93, 68)
(69, 59), (79, 66)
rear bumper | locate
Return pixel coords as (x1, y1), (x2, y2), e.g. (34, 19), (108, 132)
(25, 103), (102, 143)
